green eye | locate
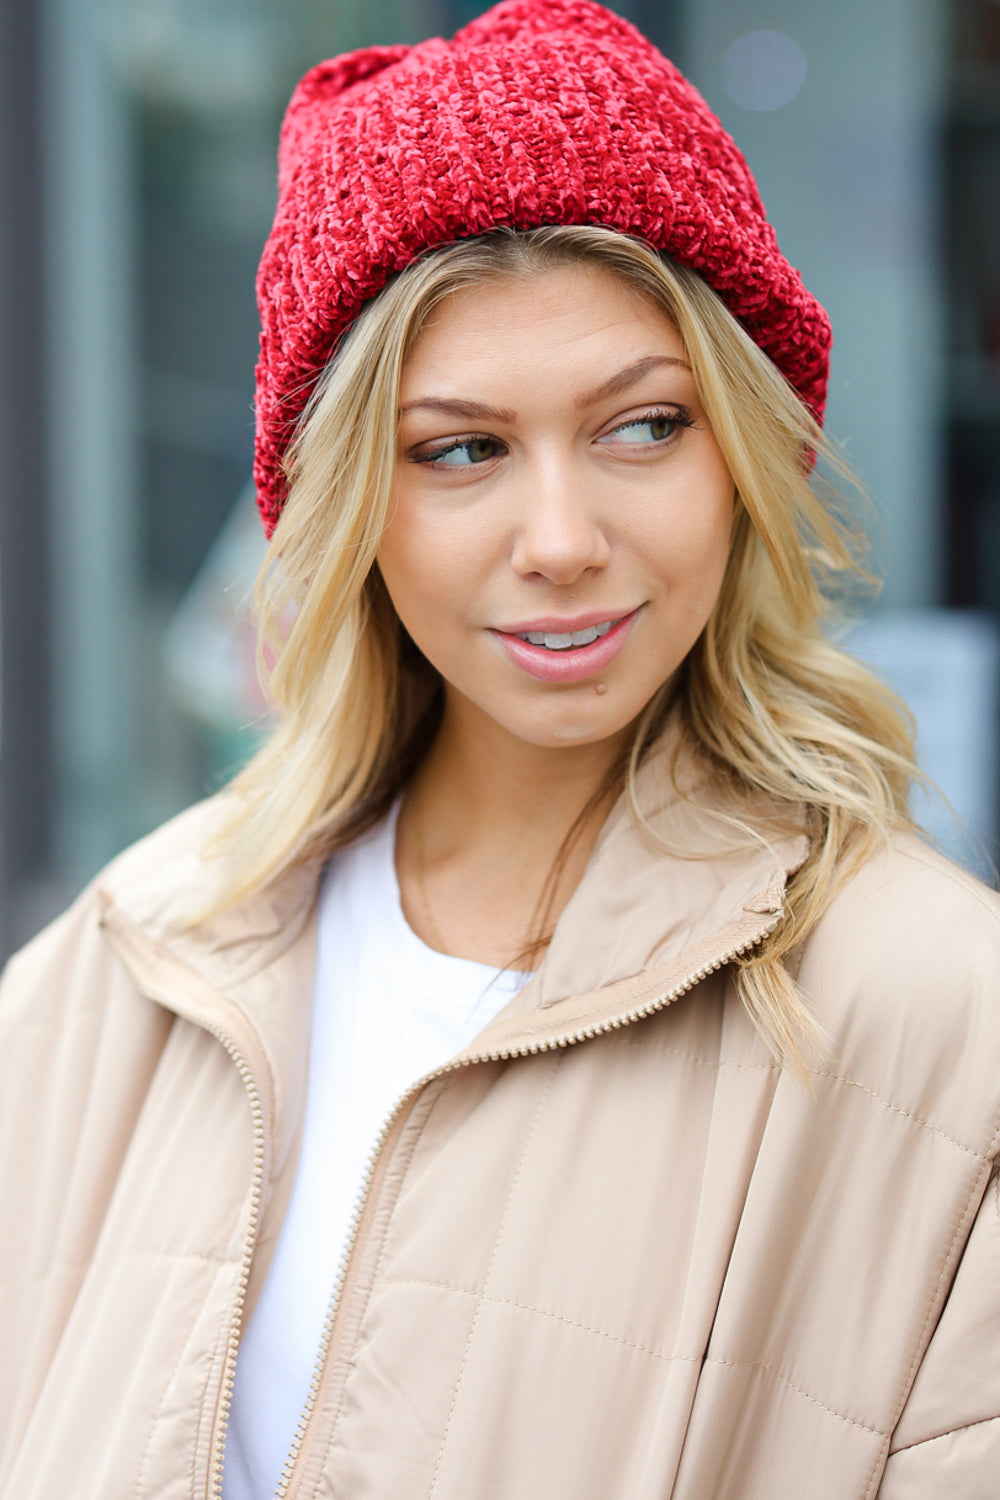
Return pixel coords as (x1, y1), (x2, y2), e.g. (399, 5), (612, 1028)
(612, 414), (677, 443)
(419, 435), (503, 465)
(463, 438), (501, 463)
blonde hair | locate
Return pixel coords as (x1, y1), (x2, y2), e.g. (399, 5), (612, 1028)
(209, 225), (918, 1065)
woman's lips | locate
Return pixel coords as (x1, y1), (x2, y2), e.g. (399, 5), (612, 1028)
(489, 609), (641, 683)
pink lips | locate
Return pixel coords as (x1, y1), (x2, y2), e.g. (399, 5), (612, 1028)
(490, 609), (640, 683)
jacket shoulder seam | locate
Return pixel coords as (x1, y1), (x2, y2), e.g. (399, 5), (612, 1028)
(898, 846), (1000, 927)
(808, 1070), (990, 1159)
(890, 1410), (1000, 1456)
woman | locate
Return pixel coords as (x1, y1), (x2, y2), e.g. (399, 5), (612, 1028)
(2, 2), (999, 1497)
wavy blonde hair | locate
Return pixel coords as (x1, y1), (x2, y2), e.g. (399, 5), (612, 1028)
(208, 225), (918, 1065)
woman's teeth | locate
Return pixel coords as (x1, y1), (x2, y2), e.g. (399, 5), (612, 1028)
(515, 620), (615, 650)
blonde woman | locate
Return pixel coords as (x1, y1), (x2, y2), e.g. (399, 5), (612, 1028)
(2, 4), (999, 1498)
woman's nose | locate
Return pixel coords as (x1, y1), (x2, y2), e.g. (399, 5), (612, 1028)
(509, 460), (611, 584)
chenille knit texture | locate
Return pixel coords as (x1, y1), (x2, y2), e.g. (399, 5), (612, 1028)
(254, 0), (832, 535)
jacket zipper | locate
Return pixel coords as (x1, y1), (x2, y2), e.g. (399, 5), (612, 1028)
(97, 899), (273, 1500)
(204, 1022), (268, 1500)
(269, 920), (776, 1499)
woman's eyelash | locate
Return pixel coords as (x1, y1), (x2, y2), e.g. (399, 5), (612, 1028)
(612, 405), (695, 434)
(411, 434), (500, 464)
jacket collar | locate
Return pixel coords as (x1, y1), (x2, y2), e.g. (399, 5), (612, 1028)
(98, 723), (807, 1124)
(98, 798), (323, 1174)
(529, 731), (806, 1011)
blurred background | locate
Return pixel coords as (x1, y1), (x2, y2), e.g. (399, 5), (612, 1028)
(2, 0), (999, 956)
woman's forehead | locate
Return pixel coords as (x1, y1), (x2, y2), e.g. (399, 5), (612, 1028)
(402, 264), (686, 382)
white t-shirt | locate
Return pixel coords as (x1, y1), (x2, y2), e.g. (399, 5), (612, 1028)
(222, 805), (527, 1499)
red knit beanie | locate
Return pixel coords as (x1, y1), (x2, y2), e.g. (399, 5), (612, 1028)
(254, 0), (831, 535)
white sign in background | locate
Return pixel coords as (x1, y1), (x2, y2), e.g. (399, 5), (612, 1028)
(847, 610), (999, 881)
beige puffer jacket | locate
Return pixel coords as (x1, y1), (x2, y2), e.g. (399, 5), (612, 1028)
(2, 746), (1000, 1500)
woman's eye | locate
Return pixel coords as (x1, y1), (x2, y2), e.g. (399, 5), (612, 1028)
(416, 435), (504, 466)
(607, 412), (681, 445)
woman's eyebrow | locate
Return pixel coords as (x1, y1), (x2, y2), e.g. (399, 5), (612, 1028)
(397, 356), (691, 423)
(576, 354), (692, 407)
(397, 396), (517, 422)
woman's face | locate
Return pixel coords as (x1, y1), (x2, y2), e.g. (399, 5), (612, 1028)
(378, 263), (735, 753)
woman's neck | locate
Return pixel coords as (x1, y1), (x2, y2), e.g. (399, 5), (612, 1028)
(395, 703), (628, 967)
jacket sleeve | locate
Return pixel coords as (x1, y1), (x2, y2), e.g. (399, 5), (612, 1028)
(876, 1163), (1000, 1499)
(0, 890), (174, 1474)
